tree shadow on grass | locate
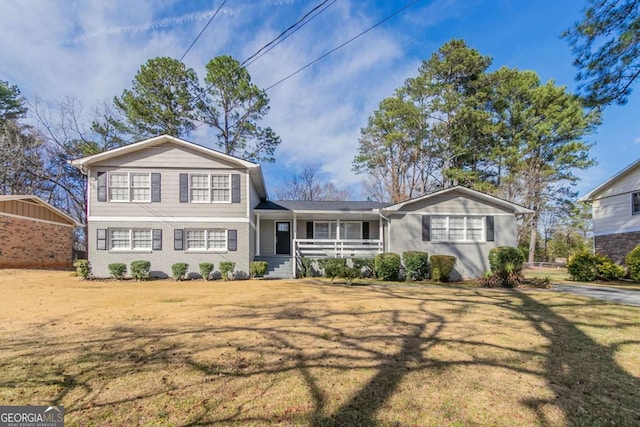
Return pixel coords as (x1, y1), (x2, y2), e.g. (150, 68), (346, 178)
(1, 283), (640, 426)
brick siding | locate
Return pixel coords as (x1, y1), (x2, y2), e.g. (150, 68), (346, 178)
(594, 231), (640, 264)
(0, 215), (74, 268)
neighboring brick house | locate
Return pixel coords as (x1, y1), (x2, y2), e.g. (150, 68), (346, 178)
(580, 158), (640, 263)
(0, 195), (79, 268)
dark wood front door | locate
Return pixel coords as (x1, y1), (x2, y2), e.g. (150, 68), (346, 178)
(275, 222), (291, 255)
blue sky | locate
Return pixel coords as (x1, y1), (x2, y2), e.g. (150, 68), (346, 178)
(1, 0), (638, 199)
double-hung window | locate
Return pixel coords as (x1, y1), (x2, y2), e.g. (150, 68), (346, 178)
(108, 172), (150, 202)
(190, 174), (230, 203)
(430, 216), (485, 242)
(313, 222), (362, 240)
(314, 222), (337, 240)
(339, 222), (362, 240)
(633, 192), (640, 215)
(109, 228), (152, 250)
(186, 229), (227, 251)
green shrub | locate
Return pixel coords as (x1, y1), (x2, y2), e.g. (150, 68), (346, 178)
(73, 259), (92, 280)
(130, 260), (151, 280)
(596, 255), (625, 280)
(402, 251), (430, 281)
(526, 276), (553, 289)
(318, 258), (347, 283)
(250, 261), (268, 278)
(488, 247), (525, 287)
(352, 258), (375, 278)
(219, 261), (235, 281)
(301, 257), (315, 278)
(626, 245), (640, 281)
(338, 266), (361, 285)
(199, 262), (214, 281)
(171, 263), (189, 281)
(430, 255), (456, 282)
(108, 263), (127, 280)
(374, 253), (401, 281)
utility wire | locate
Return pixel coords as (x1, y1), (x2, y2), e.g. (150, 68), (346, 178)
(242, 0), (336, 69)
(179, 0), (229, 61)
(265, 0), (422, 91)
(239, 0), (332, 68)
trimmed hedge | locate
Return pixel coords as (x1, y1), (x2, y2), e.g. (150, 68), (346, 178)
(130, 260), (151, 280)
(108, 263), (127, 280)
(172, 263), (189, 281)
(199, 262), (214, 281)
(489, 246), (524, 275)
(430, 255), (456, 282)
(219, 261), (236, 281)
(626, 245), (640, 282)
(374, 253), (401, 281)
(250, 261), (268, 278)
(73, 259), (92, 280)
(402, 251), (430, 281)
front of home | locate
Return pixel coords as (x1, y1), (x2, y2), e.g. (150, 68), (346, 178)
(580, 158), (640, 263)
(72, 135), (531, 279)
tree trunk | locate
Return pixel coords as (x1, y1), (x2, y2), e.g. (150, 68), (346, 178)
(528, 211), (538, 264)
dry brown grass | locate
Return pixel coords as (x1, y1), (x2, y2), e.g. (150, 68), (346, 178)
(524, 266), (640, 289)
(1, 269), (639, 426)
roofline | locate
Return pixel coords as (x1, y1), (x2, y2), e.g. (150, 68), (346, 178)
(0, 195), (81, 226)
(579, 158), (640, 202)
(69, 134), (268, 199)
(254, 209), (383, 214)
(381, 186), (533, 214)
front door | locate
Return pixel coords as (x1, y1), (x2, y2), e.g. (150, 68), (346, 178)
(275, 221), (291, 255)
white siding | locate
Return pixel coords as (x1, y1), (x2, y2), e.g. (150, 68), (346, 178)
(397, 192), (513, 215)
(592, 195), (640, 235)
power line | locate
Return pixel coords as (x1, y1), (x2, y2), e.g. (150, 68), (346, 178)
(179, 0), (229, 62)
(265, 0), (422, 92)
(242, 0), (336, 69)
(240, 0), (332, 68)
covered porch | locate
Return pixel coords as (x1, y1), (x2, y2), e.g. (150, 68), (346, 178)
(254, 200), (387, 278)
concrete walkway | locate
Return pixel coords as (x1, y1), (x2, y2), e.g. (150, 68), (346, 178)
(553, 284), (640, 307)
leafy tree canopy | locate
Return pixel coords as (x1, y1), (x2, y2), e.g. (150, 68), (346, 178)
(564, 0), (640, 106)
(0, 80), (27, 123)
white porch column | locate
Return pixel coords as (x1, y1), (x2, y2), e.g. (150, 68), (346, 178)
(292, 214), (297, 278)
(336, 218), (341, 257)
(379, 217), (383, 252)
(256, 213), (261, 256)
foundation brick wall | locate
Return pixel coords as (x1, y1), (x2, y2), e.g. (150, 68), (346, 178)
(594, 231), (640, 264)
(0, 215), (74, 268)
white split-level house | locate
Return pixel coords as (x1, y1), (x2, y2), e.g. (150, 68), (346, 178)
(580, 158), (640, 263)
(71, 135), (532, 279)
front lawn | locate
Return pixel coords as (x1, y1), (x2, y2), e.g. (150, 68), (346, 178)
(524, 266), (640, 289)
(1, 270), (639, 426)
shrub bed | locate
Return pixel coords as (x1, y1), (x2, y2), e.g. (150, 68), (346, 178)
(430, 255), (456, 282)
(402, 251), (429, 281)
(250, 261), (268, 278)
(108, 263), (127, 280)
(374, 253), (401, 281)
(172, 263), (189, 281)
(130, 260), (151, 281)
(199, 262), (214, 281)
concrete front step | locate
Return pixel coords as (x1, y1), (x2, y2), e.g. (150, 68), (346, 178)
(254, 256), (294, 279)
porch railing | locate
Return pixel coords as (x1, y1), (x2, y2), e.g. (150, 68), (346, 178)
(294, 239), (383, 259)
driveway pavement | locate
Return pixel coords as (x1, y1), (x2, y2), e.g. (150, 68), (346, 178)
(553, 284), (640, 307)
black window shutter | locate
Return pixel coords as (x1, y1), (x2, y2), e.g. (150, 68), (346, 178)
(152, 229), (162, 250)
(306, 222), (314, 239)
(231, 174), (241, 203)
(97, 172), (107, 202)
(174, 229), (184, 250)
(486, 216), (495, 242)
(151, 173), (161, 202)
(179, 174), (188, 203)
(422, 216), (431, 241)
(97, 229), (107, 250)
(228, 229), (238, 251)
(363, 222), (370, 239)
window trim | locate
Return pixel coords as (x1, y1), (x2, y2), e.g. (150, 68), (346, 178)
(108, 228), (153, 251)
(189, 173), (232, 204)
(313, 221), (363, 240)
(430, 215), (486, 242)
(185, 228), (228, 252)
(107, 172), (152, 203)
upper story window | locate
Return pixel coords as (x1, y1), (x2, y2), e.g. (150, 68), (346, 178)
(190, 174), (230, 203)
(108, 172), (150, 202)
(431, 215), (485, 242)
(633, 192), (640, 215)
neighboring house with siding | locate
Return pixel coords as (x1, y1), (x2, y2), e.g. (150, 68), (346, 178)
(71, 135), (532, 279)
(580, 159), (640, 263)
(0, 195), (79, 268)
